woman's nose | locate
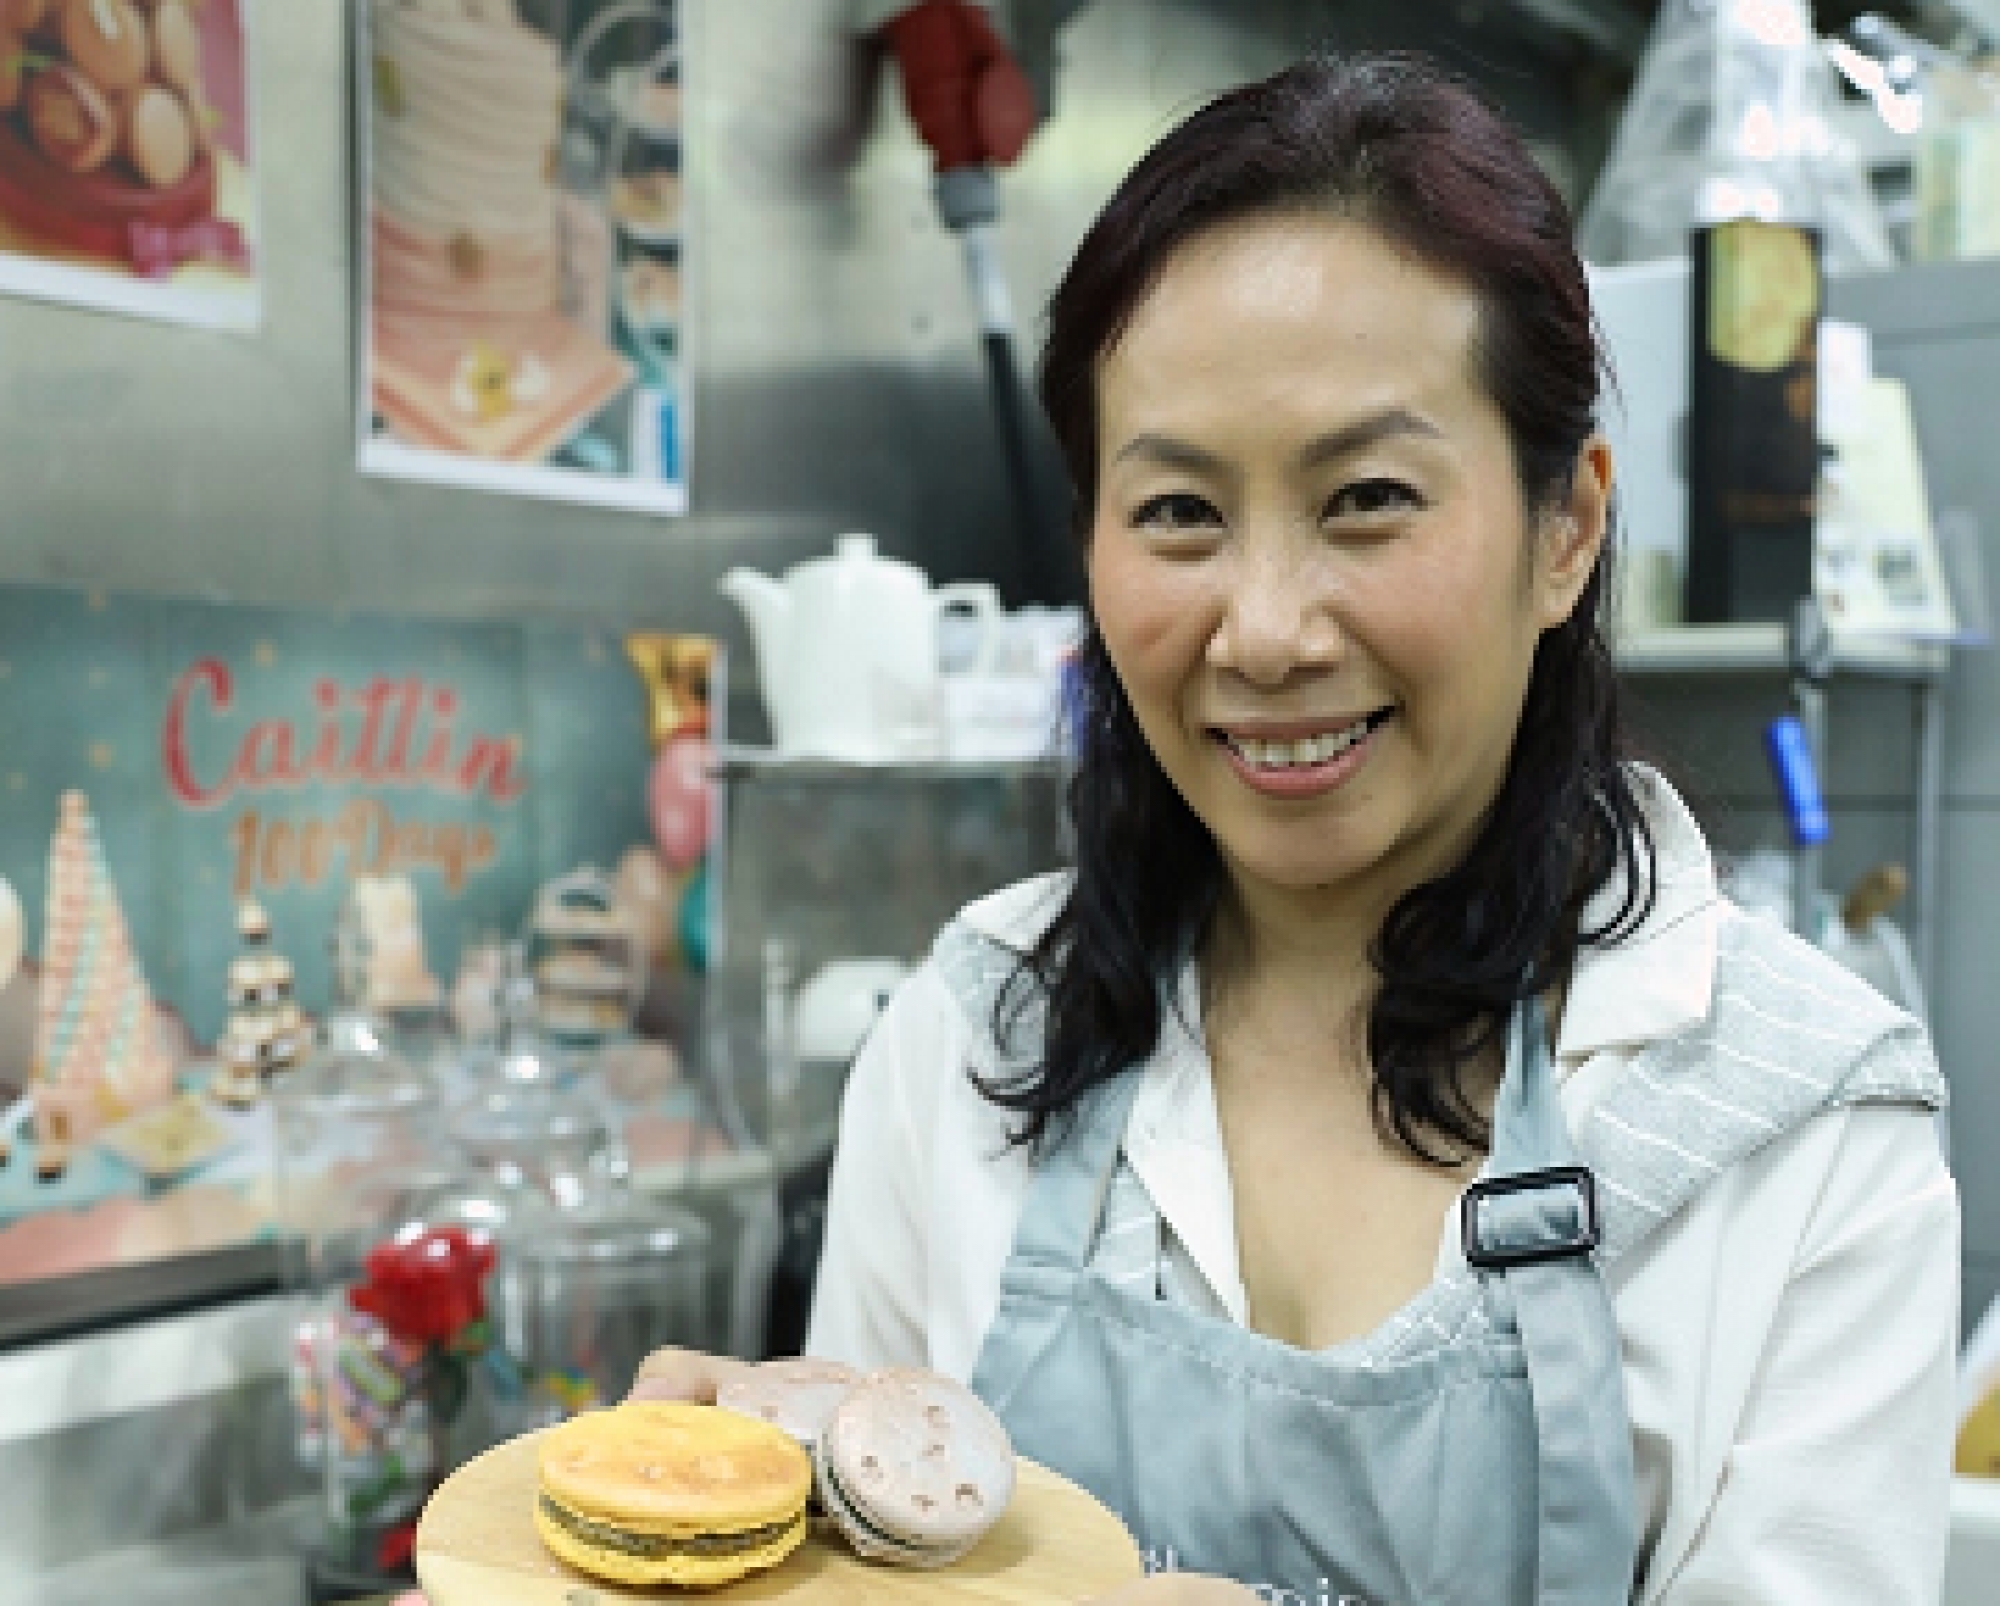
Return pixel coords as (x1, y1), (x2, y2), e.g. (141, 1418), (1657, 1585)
(1208, 544), (1341, 685)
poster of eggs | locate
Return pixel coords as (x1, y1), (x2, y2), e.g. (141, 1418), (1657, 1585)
(0, 0), (262, 329)
(355, 0), (688, 514)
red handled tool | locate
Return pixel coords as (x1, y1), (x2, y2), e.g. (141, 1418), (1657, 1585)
(870, 1), (1074, 601)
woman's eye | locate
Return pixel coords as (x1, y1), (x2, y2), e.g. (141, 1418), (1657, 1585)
(1326, 479), (1422, 519)
(1132, 492), (1221, 533)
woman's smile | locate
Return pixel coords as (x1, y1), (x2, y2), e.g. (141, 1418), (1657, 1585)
(1207, 708), (1396, 798)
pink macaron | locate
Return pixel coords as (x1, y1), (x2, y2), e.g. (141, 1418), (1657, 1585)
(813, 1368), (1016, 1569)
(715, 1358), (862, 1457)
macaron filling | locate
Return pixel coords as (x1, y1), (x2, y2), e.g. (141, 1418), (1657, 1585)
(814, 1436), (973, 1566)
(536, 1492), (803, 1561)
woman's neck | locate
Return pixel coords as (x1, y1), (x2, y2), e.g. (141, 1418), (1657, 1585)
(1201, 876), (1387, 1058)
(1208, 857), (1400, 976)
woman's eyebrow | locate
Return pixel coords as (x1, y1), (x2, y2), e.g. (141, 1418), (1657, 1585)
(1109, 408), (1444, 477)
(1293, 407), (1445, 469)
(1109, 433), (1226, 474)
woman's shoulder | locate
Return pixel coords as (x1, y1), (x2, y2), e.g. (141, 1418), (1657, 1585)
(1619, 898), (1947, 1144)
(1707, 903), (1939, 1092)
(915, 870), (1073, 1063)
(1580, 901), (1946, 1266)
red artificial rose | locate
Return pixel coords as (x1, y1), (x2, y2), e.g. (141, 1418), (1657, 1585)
(348, 1225), (495, 1348)
(376, 1519), (418, 1575)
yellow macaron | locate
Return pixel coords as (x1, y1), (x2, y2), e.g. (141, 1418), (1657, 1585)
(534, 1401), (814, 1588)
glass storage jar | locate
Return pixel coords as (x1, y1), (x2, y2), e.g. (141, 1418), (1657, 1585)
(274, 1043), (503, 1593)
(511, 1183), (712, 1423)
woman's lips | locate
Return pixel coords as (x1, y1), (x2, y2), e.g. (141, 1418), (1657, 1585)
(1210, 709), (1393, 799)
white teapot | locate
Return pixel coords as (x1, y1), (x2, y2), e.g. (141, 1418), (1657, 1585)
(719, 534), (1002, 759)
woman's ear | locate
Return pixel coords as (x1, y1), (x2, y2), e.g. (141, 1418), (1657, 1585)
(1536, 436), (1613, 629)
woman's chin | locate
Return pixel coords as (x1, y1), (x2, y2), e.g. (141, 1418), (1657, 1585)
(1216, 843), (1384, 904)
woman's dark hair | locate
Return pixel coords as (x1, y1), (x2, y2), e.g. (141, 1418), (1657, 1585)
(983, 51), (1657, 1163)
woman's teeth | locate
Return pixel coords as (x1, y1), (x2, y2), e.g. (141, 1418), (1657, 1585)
(1224, 714), (1381, 769)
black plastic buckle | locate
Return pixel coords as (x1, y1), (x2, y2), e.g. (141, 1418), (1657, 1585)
(1460, 1165), (1601, 1270)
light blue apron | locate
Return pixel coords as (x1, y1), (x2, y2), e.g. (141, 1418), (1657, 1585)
(969, 999), (1638, 1606)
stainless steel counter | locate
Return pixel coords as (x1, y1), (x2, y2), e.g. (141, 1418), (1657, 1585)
(0, 1293), (314, 1596)
(9, 1499), (318, 1606)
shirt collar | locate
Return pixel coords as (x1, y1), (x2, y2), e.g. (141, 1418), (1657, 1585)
(957, 870), (1071, 951)
(1555, 765), (1719, 1064)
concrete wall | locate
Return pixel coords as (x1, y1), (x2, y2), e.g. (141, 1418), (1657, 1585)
(0, 0), (1602, 645)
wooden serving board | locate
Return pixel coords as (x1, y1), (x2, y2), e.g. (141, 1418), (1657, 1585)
(418, 1430), (1142, 1606)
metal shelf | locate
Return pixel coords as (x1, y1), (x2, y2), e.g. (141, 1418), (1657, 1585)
(1615, 623), (1950, 679)
(0, 1241), (282, 1351)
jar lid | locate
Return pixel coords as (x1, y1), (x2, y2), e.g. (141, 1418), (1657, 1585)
(515, 1199), (711, 1267)
(411, 1169), (556, 1240)
(449, 1082), (608, 1175)
(279, 1044), (435, 1120)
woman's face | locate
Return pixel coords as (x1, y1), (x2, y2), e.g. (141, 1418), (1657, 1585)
(1087, 211), (1608, 928)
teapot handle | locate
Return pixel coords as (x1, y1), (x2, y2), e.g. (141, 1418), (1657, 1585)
(934, 582), (1004, 675)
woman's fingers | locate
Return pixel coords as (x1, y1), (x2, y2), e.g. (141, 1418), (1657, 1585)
(624, 1346), (760, 1404)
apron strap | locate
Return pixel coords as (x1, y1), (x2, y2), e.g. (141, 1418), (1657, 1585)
(1510, 1256), (1639, 1605)
(998, 1069), (1146, 1273)
(1482, 999), (1639, 1606)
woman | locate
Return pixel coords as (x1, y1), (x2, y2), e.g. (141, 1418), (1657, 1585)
(637, 53), (1958, 1605)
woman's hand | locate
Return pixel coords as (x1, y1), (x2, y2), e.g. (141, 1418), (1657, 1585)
(624, 1345), (761, 1405)
(1086, 1572), (1262, 1606)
